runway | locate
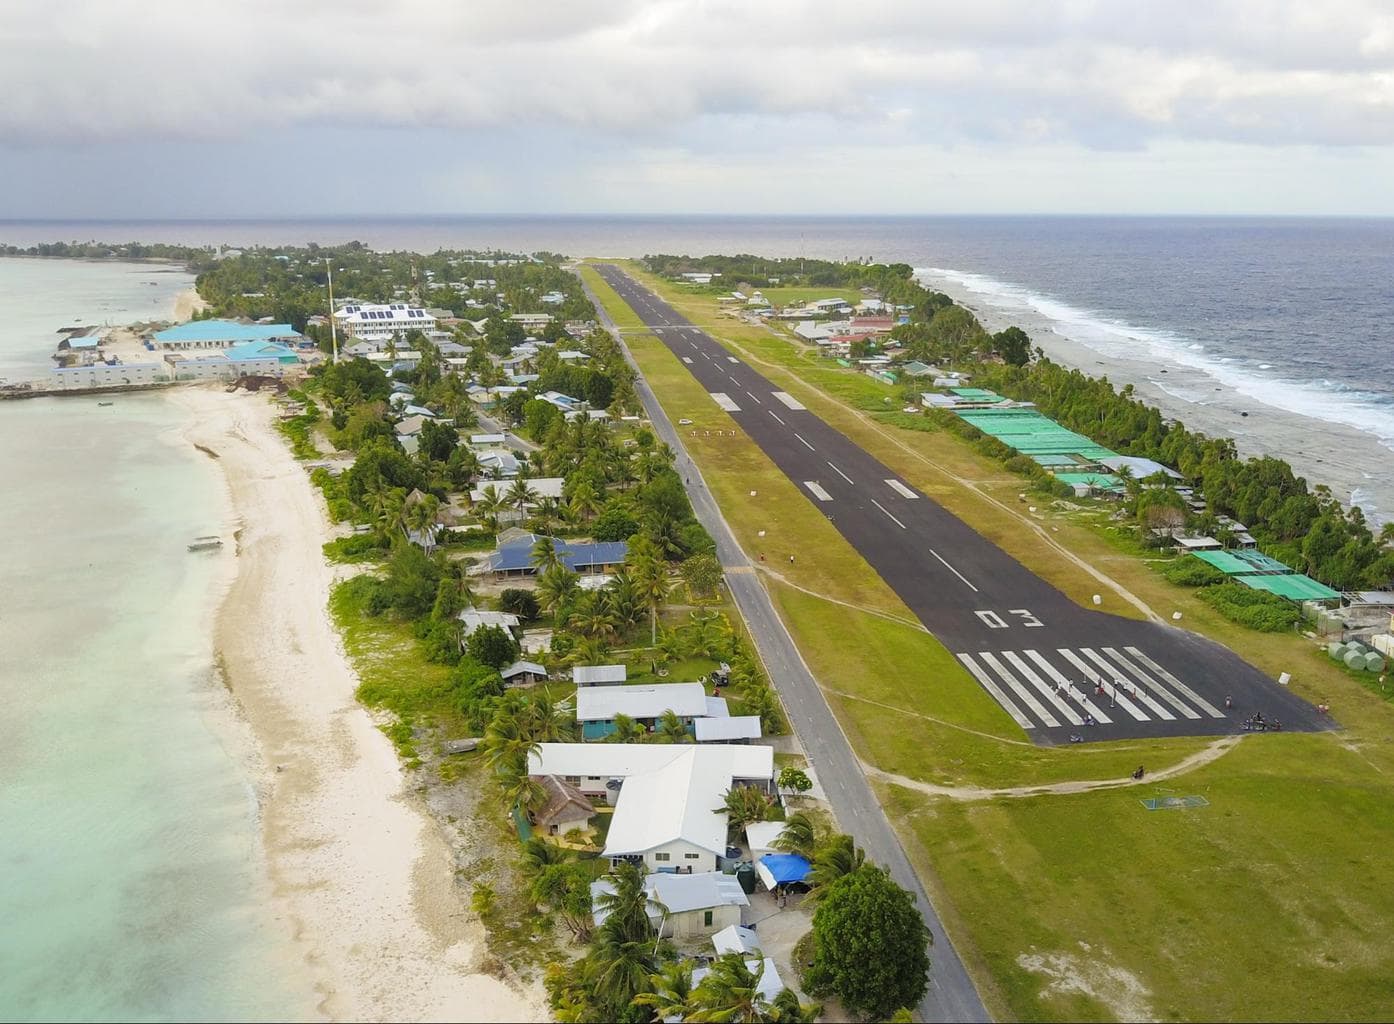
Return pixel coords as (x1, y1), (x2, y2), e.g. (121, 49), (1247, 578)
(596, 265), (1327, 744)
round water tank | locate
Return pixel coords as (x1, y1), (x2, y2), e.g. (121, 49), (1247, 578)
(1327, 642), (1345, 659)
(1344, 651), (1366, 670)
(1363, 652), (1385, 673)
(1347, 641), (1368, 656)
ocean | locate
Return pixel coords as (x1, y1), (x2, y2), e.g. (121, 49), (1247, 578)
(0, 260), (312, 1021)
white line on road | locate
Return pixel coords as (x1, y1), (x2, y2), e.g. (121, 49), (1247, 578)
(1022, 649), (1120, 723)
(710, 392), (741, 412)
(870, 497), (906, 529)
(726, 356), (739, 364)
(827, 462), (854, 485)
(768, 410), (785, 426)
(804, 481), (834, 502)
(979, 653), (1061, 728)
(745, 391), (763, 405)
(793, 432), (815, 451)
(772, 391), (806, 411)
(1124, 647), (1226, 718)
(1002, 651), (1086, 726)
(928, 549), (978, 591)
(885, 479), (920, 499)
(1101, 647), (1200, 720)
(682, 356), (693, 364)
(957, 654), (1034, 729)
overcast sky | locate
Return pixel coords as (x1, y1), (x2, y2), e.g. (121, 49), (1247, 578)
(3, 0), (1394, 218)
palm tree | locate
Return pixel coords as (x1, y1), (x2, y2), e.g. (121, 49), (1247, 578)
(592, 863), (656, 944)
(629, 554), (671, 647)
(685, 953), (768, 1023)
(653, 626), (688, 672)
(568, 595), (618, 643)
(634, 961), (695, 1021)
(586, 929), (659, 1019)
(531, 535), (565, 575)
(519, 836), (567, 879)
(717, 785), (774, 832)
(475, 489), (508, 533)
(808, 833), (866, 897)
(654, 708), (692, 744)
(606, 712), (647, 744)
(766, 989), (822, 1023)
(507, 477), (538, 514)
(536, 565), (581, 619)
(498, 760), (546, 817)
(405, 493), (441, 554)
(770, 811), (819, 861)
(569, 634), (611, 666)
(568, 480), (602, 521)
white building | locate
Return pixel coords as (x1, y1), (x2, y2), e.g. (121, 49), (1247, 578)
(529, 743), (775, 875)
(49, 362), (165, 389)
(573, 664), (627, 687)
(591, 871), (748, 940)
(334, 303), (437, 342)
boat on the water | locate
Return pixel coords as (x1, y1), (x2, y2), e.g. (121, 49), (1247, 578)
(187, 536), (223, 552)
(98, 401), (113, 407)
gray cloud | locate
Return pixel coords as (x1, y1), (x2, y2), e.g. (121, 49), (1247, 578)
(2, 0), (1393, 147)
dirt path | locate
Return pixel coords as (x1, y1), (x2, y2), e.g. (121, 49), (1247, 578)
(863, 735), (1244, 801)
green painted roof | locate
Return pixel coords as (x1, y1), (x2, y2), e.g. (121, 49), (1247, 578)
(1054, 472), (1125, 490)
(1236, 574), (1341, 601)
(948, 387), (1003, 399)
(1031, 454), (1080, 467)
(1232, 550), (1291, 573)
(1191, 550), (1255, 575)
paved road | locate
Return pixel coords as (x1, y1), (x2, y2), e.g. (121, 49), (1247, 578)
(595, 265), (1327, 746)
(582, 273), (992, 1024)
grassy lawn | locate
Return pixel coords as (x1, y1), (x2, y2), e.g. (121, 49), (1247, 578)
(588, 259), (1394, 1022)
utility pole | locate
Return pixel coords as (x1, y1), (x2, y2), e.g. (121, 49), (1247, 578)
(325, 257), (339, 364)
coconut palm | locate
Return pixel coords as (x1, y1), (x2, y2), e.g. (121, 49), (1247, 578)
(653, 626), (688, 670)
(586, 930), (659, 1019)
(531, 535), (565, 575)
(507, 477), (538, 514)
(717, 785), (774, 832)
(405, 493), (441, 554)
(592, 862), (657, 944)
(770, 811), (819, 861)
(808, 833), (866, 897)
(569, 634), (611, 666)
(654, 708), (692, 744)
(475, 488), (508, 532)
(633, 961), (696, 1021)
(567, 479), (602, 521)
(605, 712), (647, 744)
(568, 595), (618, 643)
(685, 953), (769, 1023)
(498, 759), (546, 817)
(536, 565), (581, 619)
(519, 836), (568, 879)
(629, 554), (671, 647)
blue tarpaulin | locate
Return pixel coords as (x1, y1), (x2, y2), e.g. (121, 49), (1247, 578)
(756, 854), (811, 887)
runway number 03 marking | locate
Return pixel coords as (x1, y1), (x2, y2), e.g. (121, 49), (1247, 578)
(975, 609), (1045, 629)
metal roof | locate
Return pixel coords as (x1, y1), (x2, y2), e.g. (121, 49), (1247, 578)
(575, 683), (708, 722)
(490, 536), (629, 573)
(573, 664), (627, 685)
(1236, 574), (1341, 601)
(154, 320), (302, 343)
(694, 716), (763, 742)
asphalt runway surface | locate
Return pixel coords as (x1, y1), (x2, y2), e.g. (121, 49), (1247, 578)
(596, 265), (1328, 745)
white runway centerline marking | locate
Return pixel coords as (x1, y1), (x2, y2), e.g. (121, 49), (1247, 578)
(929, 549), (978, 591)
(710, 392), (741, 412)
(768, 410), (786, 426)
(793, 432), (815, 451)
(804, 481), (834, 502)
(870, 498), (906, 529)
(772, 392), (806, 410)
(885, 479), (920, 499)
(827, 462), (854, 484)
(745, 391), (763, 404)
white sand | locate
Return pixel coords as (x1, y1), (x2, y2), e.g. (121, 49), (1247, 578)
(171, 386), (545, 1023)
(173, 287), (209, 322)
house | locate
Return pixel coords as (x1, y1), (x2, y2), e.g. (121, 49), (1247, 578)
(694, 716), (763, 744)
(486, 534), (629, 577)
(691, 957), (785, 1003)
(152, 320), (304, 351)
(224, 340), (300, 366)
(533, 776), (596, 837)
(539, 390), (579, 410)
(457, 607), (522, 639)
(712, 924), (762, 956)
(469, 432), (507, 446)
(573, 664), (627, 688)
(576, 682), (709, 740)
(592, 871), (748, 940)
(395, 415), (428, 438)
(470, 477), (565, 505)
(334, 303), (437, 341)
(500, 660), (548, 685)
(477, 449), (521, 478)
(743, 821), (788, 858)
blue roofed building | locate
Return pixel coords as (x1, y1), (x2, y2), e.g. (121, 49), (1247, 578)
(485, 531), (628, 578)
(153, 320), (305, 351)
(224, 340), (300, 365)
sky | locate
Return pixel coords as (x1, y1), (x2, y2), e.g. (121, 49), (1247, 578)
(3, 0), (1394, 217)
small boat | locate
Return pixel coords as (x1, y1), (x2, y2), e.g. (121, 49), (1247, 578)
(188, 538), (223, 552)
(98, 401), (113, 407)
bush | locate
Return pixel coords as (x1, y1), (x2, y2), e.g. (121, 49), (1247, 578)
(467, 624), (519, 668)
(1197, 582), (1301, 632)
(499, 589), (541, 620)
(1163, 557), (1227, 587)
(323, 532), (390, 563)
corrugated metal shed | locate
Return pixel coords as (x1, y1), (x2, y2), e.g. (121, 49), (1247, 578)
(1236, 574), (1341, 601)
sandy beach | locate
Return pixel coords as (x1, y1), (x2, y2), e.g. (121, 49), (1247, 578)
(170, 386), (545, 1023)
(922, 274), (1394, 526)
(173, 286), (209, 322)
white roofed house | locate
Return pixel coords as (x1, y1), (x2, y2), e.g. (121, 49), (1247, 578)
(575, 682), (709, 741)
(591, 871), (749, 940)
(573, 664), (627, 688)
(457, 606), (522, 640)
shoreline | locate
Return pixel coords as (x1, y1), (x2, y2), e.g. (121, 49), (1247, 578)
(919, 270), (1394, 526)
(170, 385), (545, 1023)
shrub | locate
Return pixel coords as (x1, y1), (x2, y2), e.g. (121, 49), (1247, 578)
(499, 588), (541, 620)
(323, 532), (390, 562)
(1197, 582), (1300, 632)
(1163, 557), (1227, 587)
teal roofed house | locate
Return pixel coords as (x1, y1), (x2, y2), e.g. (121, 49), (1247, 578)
(153, 320), (304, 351)
(224, 340), (299, 365)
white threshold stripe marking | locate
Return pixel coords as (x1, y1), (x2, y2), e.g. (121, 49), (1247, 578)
(682, 356), (693, 364)
(772, 392), (806, 411)
(745, 391), (763, 405)
(1055, 649), (1151, 721)
(980, 653), (1061, 728)
(710, 392), (741, 412)
(928, 549), (978, 592)
(793, 432), (815, 451)
(1022, 650), (1116, 723)
(1125, 647), (1226, 718)
(870, 498), (906, 530)
(726, 356), (739, 364)
(1002, 651), (1085, 726)
(768, 410), (786, 426)
(957, 654), (1034, 729)
(885, 479), (919, 499)
(1076, 648), (1176, 720)
(827, 462), (854, 485)
(804, 481), (833, 502)
(1101, 648), (1200, 720)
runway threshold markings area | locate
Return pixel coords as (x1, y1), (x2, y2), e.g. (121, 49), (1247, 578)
(710, 392), (741, 412)
(772, 392), (806, 410)
(804, 481), (834, 502)
(956, 654), (1035, 729)
(885, 479), (920, 499)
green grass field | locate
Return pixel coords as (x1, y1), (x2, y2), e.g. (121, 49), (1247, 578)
(586, 259), (1394, 1021)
